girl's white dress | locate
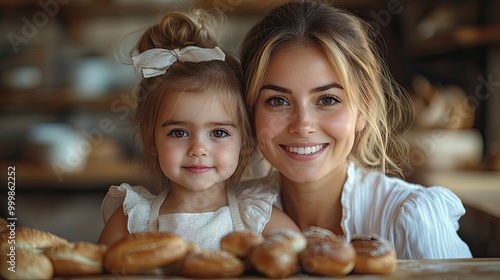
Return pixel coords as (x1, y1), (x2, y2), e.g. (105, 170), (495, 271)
(101, 182), (276, 250)
(265, 161), (473, 259)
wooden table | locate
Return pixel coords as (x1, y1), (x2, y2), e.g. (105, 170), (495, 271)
(60, 258), (500, 279)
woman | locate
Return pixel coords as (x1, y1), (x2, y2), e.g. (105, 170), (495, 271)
(240, 0), (472, 259)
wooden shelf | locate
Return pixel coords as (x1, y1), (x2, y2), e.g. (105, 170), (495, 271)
(1, 160), (143, 191)
(405, 25), (500, 58)
(0, 89), (135, 113)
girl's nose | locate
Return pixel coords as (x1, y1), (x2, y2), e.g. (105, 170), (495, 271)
(188, 140), (208, 157)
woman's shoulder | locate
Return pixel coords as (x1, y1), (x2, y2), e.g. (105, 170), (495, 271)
(345, 161), (466, 217)
(348, 162), (461, 199)
(345, 163), (471, 258)
(347, 161), (421, 197)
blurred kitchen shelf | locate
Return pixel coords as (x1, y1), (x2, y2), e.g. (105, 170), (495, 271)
(405, 25), (500, 58)
(1, 160), (143, 191)
(0, 89), (134, 113)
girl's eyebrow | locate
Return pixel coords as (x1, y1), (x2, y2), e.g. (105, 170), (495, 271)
(260, 82), (343, 94)
(160, 120), (237, 128)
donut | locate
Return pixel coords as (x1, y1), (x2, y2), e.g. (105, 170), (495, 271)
(299, 226), (355, 276)
(44, 241), (107, 276)
(249, 229), (306, 278)
(350, 234), (397, 274)
(181, 249), (245, 278)
(0, 227), (69, 252)
(220, 231), (264, 258)
(0, 250), (53, 280)
(103, 232), (188, 274)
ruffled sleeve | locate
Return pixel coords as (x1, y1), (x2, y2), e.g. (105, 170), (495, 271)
(229, 178), (278, 234)
(394, 186), (473, 259)
(101, 183), (158, 233)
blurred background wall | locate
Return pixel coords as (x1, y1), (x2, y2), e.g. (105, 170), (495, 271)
(1, 0), (499, 256)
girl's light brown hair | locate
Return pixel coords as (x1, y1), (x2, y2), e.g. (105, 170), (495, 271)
(133, 10), (254, 194)
(240, 0), (414, 176)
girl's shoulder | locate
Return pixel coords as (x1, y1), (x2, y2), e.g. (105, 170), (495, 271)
(227, 173), (280, 234)
(101, 183), (162, 228)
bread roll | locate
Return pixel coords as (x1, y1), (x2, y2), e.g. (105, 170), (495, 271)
(103, 232), (187, 274)
(350, 234), (397, 274)
(45, 241), (107, 276)
(0, 227), (68, 252)
(300, 226), (355, 276)
(220, 231), (264, 258)
(181, 249), (245, 278)
(0, 250), (53, 280)
(265, 228), (307, 253)
(249, 228), (306, 278)
(139, 240), (201, 276)
(0, 217), (8, 234)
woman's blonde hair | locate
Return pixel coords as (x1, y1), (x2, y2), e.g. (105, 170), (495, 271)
(240, 0), (414, 176)
(133, 10), (254, 194)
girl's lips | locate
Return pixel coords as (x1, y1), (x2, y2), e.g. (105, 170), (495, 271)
(184, 166), (212, 173)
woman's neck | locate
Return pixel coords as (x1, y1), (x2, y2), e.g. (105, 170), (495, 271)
(160, 183), (228, 214)
(280, 162), (348, 236)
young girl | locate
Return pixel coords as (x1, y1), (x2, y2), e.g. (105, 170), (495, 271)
(98, 9), (299, 249)
(240, 0), (472, 259)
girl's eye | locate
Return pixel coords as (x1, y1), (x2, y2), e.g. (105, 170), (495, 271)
(211, 129), (229, 138)
(265, 96), (289, 107)
(318, 95), (339, 106)
(168, 129), (188, 138)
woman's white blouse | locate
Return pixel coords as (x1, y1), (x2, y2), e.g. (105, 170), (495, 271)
(270, 161), (472, 259)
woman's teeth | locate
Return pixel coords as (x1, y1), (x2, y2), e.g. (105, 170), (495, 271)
(285, 144), (324, 155)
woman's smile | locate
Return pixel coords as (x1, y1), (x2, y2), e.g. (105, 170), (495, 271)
(282, 144), (326, 155)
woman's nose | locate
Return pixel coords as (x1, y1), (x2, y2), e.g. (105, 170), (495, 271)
(288, 106), (316, 136)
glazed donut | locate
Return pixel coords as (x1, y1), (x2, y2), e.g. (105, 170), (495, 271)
(299, 226), (355, 276)
(350, 234), (397, 274)
(0, 227), (69, 252)
(103, 232), (187, 274)
(220, 231), (264, 258)
(44, 241), (107, 276)
(181, 249), (245, 278)
(0, 250), (53, 280)
(249, 229), (306, 278)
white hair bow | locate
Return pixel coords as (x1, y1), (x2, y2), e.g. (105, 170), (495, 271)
(132, 46), (225, 78)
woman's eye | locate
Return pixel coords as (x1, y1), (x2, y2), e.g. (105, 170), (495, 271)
(318, 96), (339, 106)
(265, 96), (289, 107)
(168, 129), (188, 138)
(211, 129), (229, 138)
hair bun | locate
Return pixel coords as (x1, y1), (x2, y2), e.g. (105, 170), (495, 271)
(136, 9), (221, 53)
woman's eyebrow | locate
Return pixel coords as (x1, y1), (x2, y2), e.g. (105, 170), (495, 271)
(260, 84), (291, 94)
(312, 83), (344, 93)
(260, 83), (343, 94)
